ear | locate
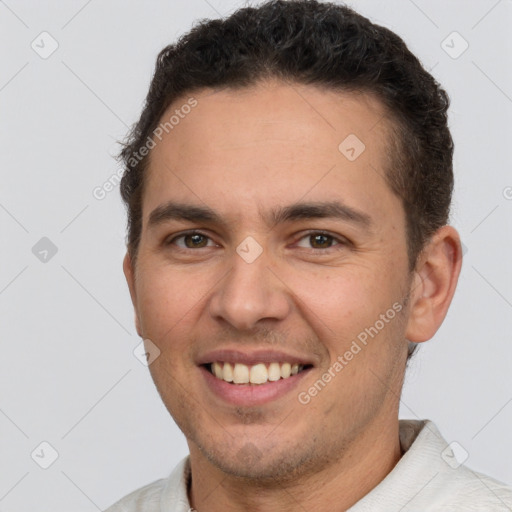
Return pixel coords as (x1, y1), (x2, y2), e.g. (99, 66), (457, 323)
(405, 225), (463, 343)
(123, 252), (142, 337)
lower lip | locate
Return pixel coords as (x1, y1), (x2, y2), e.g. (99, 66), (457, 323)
(199, 365), (312, 407)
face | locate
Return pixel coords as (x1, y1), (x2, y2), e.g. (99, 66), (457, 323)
(124, 80), (415, 481)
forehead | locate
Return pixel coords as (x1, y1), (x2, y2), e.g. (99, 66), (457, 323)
(143, 80), (399, 229)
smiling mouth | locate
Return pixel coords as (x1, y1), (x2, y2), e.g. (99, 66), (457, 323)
(205, 361), (312, 385)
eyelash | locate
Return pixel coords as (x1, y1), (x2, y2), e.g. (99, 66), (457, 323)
(165, 230), (349, 253)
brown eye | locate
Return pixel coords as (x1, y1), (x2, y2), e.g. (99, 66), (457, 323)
(309, 233), (333, 249)
(183, 233), (208, 248)
(167, 231), (215, 249)
(295, 231), (347, 251)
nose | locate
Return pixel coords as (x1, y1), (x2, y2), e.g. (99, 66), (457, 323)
(208, 246), (292, 331)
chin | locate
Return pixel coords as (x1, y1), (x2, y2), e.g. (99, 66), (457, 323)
(198, 440), (318, 484)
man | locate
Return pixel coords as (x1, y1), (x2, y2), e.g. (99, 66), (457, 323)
(106, 0), (512, 510)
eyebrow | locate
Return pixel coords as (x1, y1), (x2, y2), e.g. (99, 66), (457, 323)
(147, 200), (374, 232)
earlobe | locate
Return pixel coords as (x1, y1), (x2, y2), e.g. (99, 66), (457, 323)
(405, 225), (463, 343)
(123, 252), (142, 337)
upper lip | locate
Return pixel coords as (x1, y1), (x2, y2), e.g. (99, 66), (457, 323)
(196, 349), (315, 367)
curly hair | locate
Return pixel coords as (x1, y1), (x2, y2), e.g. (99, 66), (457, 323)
(118, 0), (454, 362)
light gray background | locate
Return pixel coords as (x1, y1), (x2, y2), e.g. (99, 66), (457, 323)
(1, 0), (511, 510)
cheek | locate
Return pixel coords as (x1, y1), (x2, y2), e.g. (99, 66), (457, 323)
(137, 271), (188, 346)
(287, 265), (405, 360)
(135, 267), (205, 339)
(287, 265), (384, 327)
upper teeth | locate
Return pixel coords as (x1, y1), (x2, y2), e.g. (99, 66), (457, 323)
(211, 362), (303, 385)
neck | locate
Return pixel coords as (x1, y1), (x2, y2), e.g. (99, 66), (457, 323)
(187, 415), (403, 512)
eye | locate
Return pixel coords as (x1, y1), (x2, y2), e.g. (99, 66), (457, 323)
(295, 231), (348, 250)
(165, 230), (348, 252)
(167, 231), (217, 249)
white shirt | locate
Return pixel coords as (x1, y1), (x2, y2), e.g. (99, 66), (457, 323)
(104, 419), (512, 511)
